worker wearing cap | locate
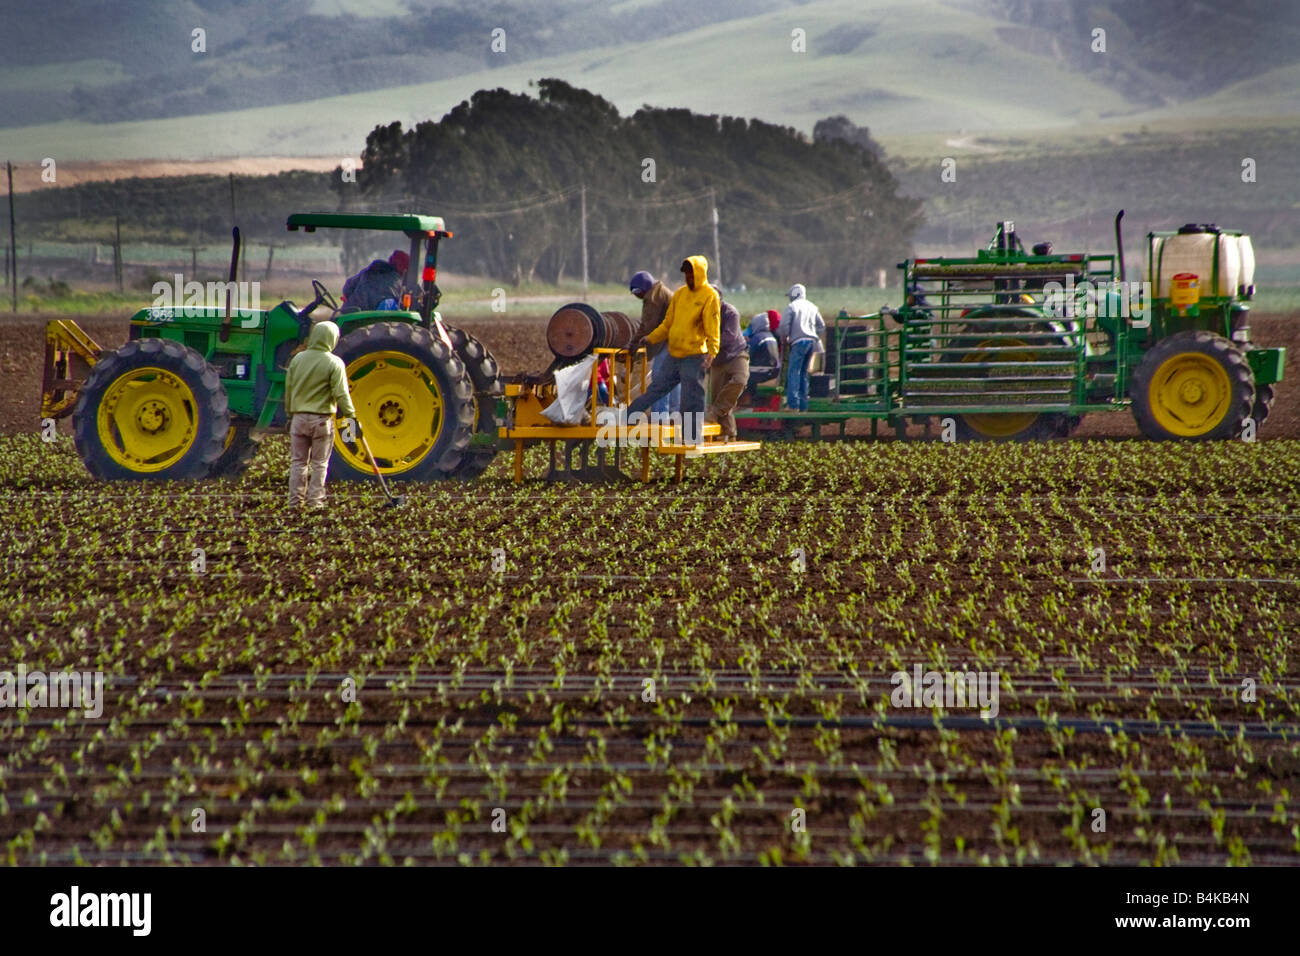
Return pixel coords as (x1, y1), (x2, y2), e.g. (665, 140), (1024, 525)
(706, 301), (749, 441)
(629, 255), (720, 444)
(284, 320), (356, 509)
(628, 270), (678, 415)
(340, 250), (411, 313)
(778, 283), (825, 411)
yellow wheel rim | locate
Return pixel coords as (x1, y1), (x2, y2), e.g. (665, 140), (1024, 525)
(1149, 352), (1231, 436)
(958, 337), (1041, 439)
(336, 349), (444, 474)
(96, 366), (199, 472)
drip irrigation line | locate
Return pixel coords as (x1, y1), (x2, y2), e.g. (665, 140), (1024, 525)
(2, 763), (1273, 783)
(22, 850), (1298, 866)
(10, 714), (1297, 739)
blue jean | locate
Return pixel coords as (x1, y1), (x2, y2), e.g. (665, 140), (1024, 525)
(628, 353), (707, 443)
(648, 346), (681, 416)
(786, 338), (816, 411)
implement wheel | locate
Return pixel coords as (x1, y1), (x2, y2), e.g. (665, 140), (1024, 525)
(72, 338), (230, 479)
(1130, 330), (1254, 440)
(328, 321), (474, 482)
(210, 420), (259, 478)
(445, 327), (502, 479)
(1251, 382), (1275, 429)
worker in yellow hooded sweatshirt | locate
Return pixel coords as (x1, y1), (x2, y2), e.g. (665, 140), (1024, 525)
(628, 255), (719, 444)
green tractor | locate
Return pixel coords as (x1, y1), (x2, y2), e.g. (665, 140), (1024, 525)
(42, 213), (503, 481)
(742, 211), (1284, 442)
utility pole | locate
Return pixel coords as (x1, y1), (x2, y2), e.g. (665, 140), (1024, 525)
(579, 183), (588, 296)
(114, 216), (123, 292)
(265, 244), (275, 282)
(709, 187), (722, 288)
(7, 161), (16, 312)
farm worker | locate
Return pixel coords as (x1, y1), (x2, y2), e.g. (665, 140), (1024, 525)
(340, 250), (410, 313)
(283, 320), (355, 510)
(1023, 242), (1055, 295)
(628, 255), (720, 445)
(628, 270), (679, 415)
(595, 355), (611, 406)
(766, 308), (781, 337)
(705, 301), (750, 441)
(778, 284), (825, 411)
(743, 312), (780, 398)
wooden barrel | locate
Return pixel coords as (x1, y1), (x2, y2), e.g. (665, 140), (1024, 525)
(547, 303), (634, 357)
(602, 310), (634, 351)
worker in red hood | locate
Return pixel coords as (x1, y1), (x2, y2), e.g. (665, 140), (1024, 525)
(340, 250), (412, 312)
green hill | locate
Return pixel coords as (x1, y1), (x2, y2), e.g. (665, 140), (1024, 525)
(1, 0), (1296, 162)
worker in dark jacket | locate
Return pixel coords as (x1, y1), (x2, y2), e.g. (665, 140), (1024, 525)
(706, 302), (749, 441)
(340, 250), (410, 313)
(744, 312), (780, 398)
(628, 270), (678, 415)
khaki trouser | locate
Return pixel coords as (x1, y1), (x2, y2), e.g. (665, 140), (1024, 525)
(289, 412), (334, 508)
(707, 353), (750, 440)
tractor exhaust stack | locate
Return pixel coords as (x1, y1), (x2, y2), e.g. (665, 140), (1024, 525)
(219, 226), (241, 343)
(1114, 209), (1126, 283)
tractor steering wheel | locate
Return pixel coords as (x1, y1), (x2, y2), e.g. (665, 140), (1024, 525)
(311, 279), (339, 314)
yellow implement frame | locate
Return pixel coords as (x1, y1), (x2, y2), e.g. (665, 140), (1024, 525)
(41, 319), (103, 418)
(500, 347), (761, 483)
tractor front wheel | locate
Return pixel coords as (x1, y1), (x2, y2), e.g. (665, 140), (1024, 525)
(328, 322), (475, 482)
(1130, 330), (1254, 440)
(72, 338), (231, 479)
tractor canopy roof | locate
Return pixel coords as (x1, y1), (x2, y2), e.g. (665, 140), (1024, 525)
(286, 212), (450, 238)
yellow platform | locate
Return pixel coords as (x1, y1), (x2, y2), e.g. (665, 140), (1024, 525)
(499, 349), (760, 482)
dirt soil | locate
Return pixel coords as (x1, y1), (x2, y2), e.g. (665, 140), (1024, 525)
(6, 157), (347, 193)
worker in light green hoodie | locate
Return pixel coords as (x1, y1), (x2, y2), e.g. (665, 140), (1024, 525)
(283, 320), (355, 509)
(628, 255), (720, 444)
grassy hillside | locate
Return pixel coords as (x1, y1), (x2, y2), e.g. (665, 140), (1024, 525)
(2, 0), (1296, 162)
(889, 120), (1300, 250)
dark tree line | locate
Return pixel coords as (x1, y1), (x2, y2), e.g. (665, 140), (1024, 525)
(356, 80), (922, 286)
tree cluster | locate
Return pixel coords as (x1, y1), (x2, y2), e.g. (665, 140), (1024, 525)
(356, 80), (922, 286)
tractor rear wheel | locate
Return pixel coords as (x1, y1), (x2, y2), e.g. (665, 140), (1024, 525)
(928, 315), (1076, 441)
(73, 338), (230, 480)
(328, 321), (475, 482)
(1130, 330), (1254, 440)
(445, 327), (502, 479)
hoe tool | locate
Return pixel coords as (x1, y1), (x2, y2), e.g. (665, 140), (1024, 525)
(356, 432), (407, 508)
